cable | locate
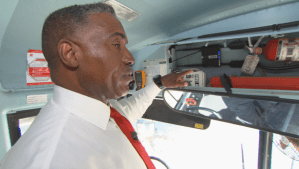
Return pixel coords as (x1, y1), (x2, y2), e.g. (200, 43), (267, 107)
(197, 21), (299, 39)
(171, 50), (201, 62)
(258, 67), (267, 76)
(176, 60), (299, 73)
(258, 63), (299, 72)
(150, 156), (169, 169)
(171, 47), (299, 72)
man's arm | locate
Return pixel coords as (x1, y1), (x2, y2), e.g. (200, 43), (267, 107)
(111, 70), (192, 124)
(111, 82), (161, 124)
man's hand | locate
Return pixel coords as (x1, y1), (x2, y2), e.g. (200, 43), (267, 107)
(161, 70), (193, 88)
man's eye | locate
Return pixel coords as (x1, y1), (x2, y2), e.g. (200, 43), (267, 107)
(114, 44), (120, 47)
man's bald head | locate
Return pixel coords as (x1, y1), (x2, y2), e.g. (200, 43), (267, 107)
(41, 3), (115, 70)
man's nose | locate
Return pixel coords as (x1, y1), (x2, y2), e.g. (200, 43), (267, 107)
(123, 47), (135, 65)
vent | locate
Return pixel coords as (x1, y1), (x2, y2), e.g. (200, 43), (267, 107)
(103, 0), (139, 21)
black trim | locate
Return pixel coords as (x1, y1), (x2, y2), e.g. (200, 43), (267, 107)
(197, 21), (299, 39)
(153, 21), (299, 46)
(155, 95), (163, 98)
(258, 131), (273, 169)
(7, 108), (40, 146)
(142, 99), (210, 130)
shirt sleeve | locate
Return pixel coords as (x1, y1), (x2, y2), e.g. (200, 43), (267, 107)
(110, 82), (162, 124)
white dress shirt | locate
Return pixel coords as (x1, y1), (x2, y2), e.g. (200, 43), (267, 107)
(0, 82), (161, 169)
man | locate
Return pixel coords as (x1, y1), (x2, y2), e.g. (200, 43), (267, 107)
(0, 3), (191, 169)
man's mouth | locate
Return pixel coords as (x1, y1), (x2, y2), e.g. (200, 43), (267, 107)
(122, 69), (134, 84)
(126, 71), (133, 76)
(123, 74), (134, 83)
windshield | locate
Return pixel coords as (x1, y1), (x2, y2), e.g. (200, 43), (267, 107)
(135, 118), (299, 169)
(134, 118), (260, 168)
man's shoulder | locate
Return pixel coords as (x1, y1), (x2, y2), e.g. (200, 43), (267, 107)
(0, 99), (70, 169)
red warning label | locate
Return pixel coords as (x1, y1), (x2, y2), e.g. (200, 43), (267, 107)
(28, 67), (51, 77)
(26, 50), (54, 86)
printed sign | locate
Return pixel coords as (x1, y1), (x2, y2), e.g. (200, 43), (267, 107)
(143, 59), (167, 86)
(26, 49), (54, 86)
(27, 94), (48, 104)
(277, 39), (299, 61)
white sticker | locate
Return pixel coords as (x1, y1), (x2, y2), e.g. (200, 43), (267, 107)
(26, 50), (54, 86)
(241, 55), (260, 75)
(143, 59), (167, 86)
(27, 94), (48, 104)
(277, 39), (299, 61)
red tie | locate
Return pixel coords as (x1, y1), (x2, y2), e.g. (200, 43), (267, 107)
(110, 107), (155, 169)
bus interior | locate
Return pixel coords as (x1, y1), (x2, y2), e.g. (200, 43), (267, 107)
(1, 0), (299, 168)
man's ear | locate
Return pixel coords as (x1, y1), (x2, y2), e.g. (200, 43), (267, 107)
(57, 39), (79, 68)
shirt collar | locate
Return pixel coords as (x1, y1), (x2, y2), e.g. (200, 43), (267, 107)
(52, 85), (110, 130)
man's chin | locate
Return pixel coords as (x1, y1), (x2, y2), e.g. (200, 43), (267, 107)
(115, 85), (130, 99)
(121, 91), (129, 97)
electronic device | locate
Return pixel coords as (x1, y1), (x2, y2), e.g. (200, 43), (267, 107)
(201, 45), (221, 67)
(134, 70), (146, 91)
(182, 68), (206, 87)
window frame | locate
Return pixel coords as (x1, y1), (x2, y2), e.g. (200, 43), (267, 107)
(6, 108), (40, 146)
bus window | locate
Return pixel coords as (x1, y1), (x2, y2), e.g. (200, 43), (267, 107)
(135, 118), (259, 169)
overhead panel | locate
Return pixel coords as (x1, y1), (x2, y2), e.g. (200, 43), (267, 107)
(0, 0), (298, 90)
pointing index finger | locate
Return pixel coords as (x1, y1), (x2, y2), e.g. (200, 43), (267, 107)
(178, 70), (193, 77)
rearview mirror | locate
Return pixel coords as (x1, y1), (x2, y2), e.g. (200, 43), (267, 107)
(163, 89), (299, 139)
